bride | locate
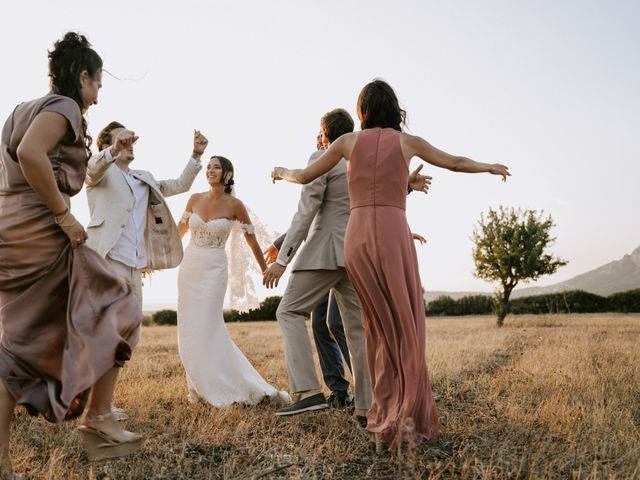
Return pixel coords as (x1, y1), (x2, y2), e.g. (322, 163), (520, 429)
(177, 154), (290, 407)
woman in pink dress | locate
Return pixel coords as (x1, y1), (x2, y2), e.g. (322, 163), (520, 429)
(271, 79), (510, 451)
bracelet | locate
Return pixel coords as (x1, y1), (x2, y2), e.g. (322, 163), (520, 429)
(54, 209), (72, 225)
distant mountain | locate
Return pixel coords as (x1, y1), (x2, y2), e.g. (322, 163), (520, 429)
(424, 245), (640, 303)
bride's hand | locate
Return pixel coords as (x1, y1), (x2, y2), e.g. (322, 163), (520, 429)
(263, 263), (285, 289)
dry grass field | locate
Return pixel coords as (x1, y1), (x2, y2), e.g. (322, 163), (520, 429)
(8, 314), (640, 479)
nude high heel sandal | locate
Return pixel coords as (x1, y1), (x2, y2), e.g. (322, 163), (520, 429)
(78, 412), (142, 461)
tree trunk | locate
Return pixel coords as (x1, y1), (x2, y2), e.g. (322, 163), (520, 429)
(496, 286), (513, 328)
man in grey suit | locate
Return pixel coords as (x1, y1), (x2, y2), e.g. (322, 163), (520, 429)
(263, 109), (431, 424)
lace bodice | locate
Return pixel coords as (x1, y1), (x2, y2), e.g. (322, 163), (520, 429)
(180, 208), (273, 313)
(182, 212), (255, 249)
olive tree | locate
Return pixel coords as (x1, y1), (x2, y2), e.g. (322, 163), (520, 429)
(472, 207), (567, 327)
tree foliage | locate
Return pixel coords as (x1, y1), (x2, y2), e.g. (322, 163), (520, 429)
(152, 309), (178, 326)
(472, 207), (567, 326)
(426, 295), (494, 316)
(224, 296), (283, 322)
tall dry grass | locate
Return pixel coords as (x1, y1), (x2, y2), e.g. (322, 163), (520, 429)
(8, 314), (640, 479)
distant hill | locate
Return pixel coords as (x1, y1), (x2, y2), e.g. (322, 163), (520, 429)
(424, 245), (640, 303)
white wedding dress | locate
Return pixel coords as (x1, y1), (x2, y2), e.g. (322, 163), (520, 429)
(177, 212), (290, 407)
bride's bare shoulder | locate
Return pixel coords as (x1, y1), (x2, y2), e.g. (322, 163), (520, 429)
(227, 195), (247, 212)
(186, 191), (207, 208)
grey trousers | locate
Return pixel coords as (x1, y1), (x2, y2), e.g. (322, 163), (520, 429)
(276, 268), (372, 411)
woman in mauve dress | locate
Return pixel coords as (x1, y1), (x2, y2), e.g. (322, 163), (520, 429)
(0, 33), (142, 476)
(271, 79), (510, 451)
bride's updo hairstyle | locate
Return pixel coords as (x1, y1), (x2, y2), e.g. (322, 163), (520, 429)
(48, 32), (103, 156)
(212, 155), (235, 194)
(357, 79), (406, 132)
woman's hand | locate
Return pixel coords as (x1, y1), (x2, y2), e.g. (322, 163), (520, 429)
(408, 164), (432, 193)
(411, 233), (427, 245)
(271, 167), (285, 184)
(56, 211), (88, 248)
(489, 163), (510, 182)
(193, 130), (209, 157)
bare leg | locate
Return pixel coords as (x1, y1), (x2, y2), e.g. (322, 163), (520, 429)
(0, 383), (16, 478)
(79, 367), (141, 460)
(85, 367), (119, 418)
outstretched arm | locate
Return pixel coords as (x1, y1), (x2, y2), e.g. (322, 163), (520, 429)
(86, 129), (138, 187)
(157, 130), (207, 197)
(234, 200), (268, 273)
(404, 133), (510, 181)
(271, 133), (355, 185)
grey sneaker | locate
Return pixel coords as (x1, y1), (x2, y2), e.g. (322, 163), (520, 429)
(275, 393), (328, 416)
(110, 404), (129, 422)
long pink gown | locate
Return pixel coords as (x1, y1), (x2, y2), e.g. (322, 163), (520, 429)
(344, 127), (438, 450)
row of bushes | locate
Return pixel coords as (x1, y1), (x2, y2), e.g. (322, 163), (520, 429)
(148, 296), (284, 326)
(147, 289), (640, 325)
(426, 289), (640, 316)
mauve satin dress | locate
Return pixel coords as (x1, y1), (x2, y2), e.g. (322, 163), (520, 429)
(0, 94), (141, 423)
(344, 127), (438, 450)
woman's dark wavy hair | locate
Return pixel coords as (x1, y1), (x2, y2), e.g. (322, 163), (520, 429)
(48, 32), (103, 157)
(357, 79), (406, 132)
(211, 156), (235, 194)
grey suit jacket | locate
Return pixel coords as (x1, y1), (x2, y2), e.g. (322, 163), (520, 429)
(85, 149), (201, 270)
(276, 150), (350, 272)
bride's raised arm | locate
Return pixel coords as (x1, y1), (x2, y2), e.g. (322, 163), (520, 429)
(233, 198), (268, 273)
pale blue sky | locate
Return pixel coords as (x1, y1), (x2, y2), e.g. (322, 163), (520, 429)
(1, 1), (638, 309)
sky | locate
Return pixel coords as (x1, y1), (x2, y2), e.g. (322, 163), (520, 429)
(1, 1), (638, 310)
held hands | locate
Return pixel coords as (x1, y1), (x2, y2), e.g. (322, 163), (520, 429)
(263, 262), (285, 289)
(489, 164), (510, 182)
(110, 129), (138, 158)
(193, 130), (209, 157)
(408, 164), (432, 194)
(263, 245), (279, 265)
(55, 211), (88, 249)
